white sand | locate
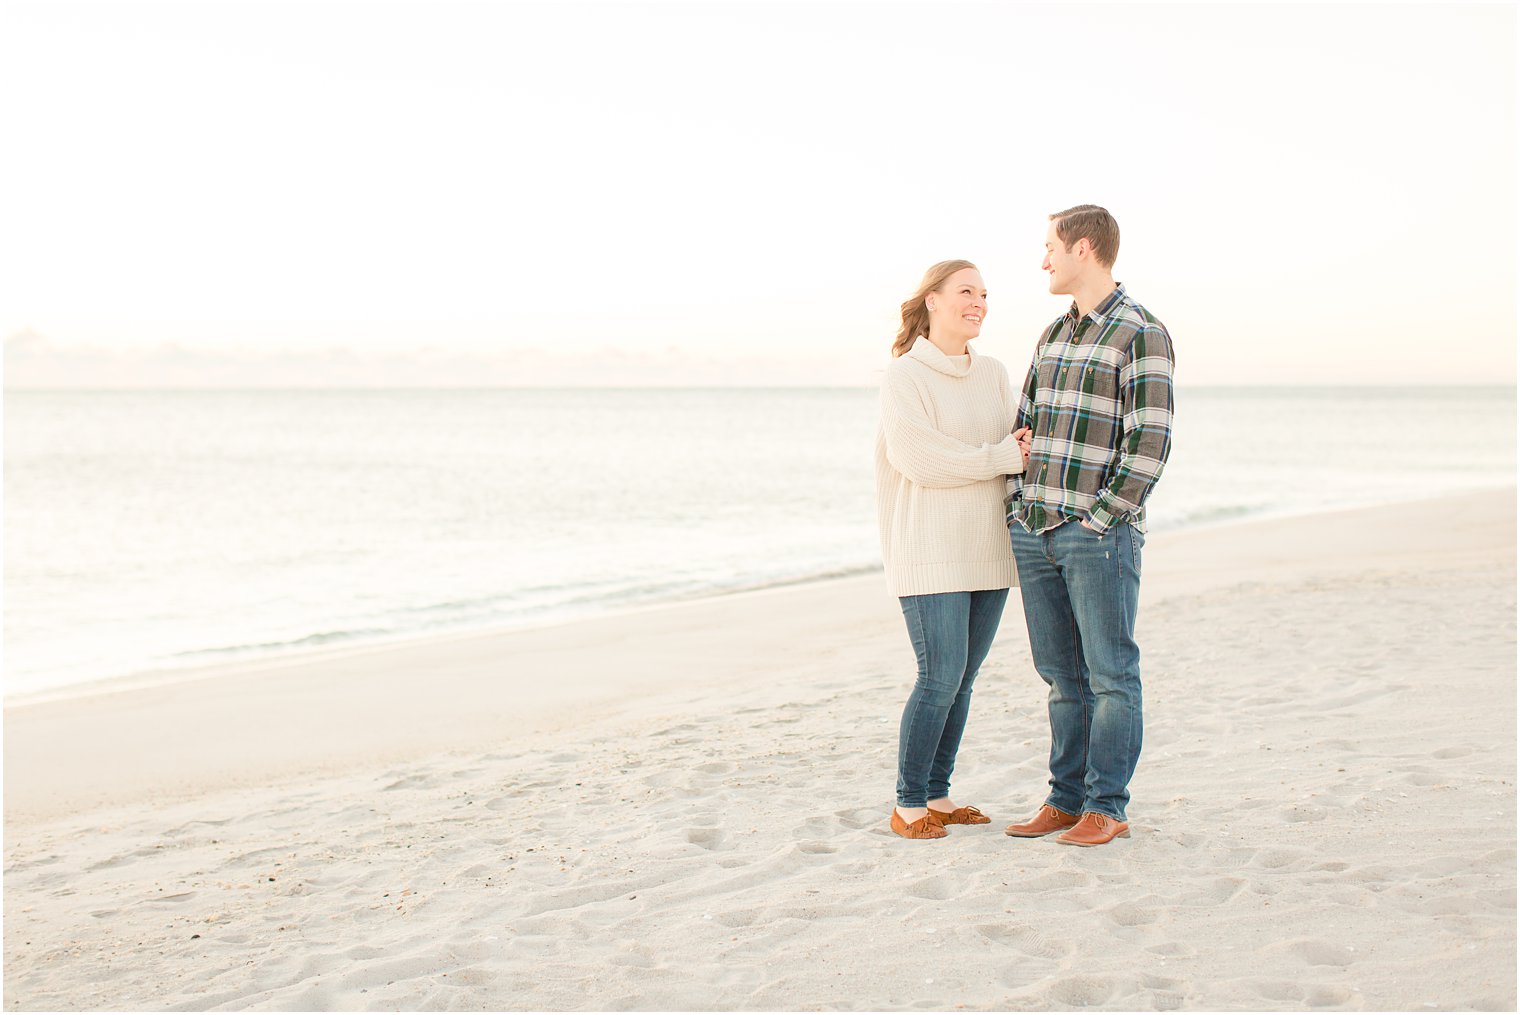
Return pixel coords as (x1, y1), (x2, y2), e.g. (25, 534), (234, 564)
(4, 492), (1515, 1011)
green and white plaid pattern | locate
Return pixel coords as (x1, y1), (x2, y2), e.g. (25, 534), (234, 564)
(1007, 284), (1175, 535)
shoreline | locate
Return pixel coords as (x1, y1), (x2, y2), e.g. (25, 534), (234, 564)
(7, 482), (1514, 711)
(4, 489), (1514, 1010)
(5, 489), (1515, 829)
(2, 564), (890, 710)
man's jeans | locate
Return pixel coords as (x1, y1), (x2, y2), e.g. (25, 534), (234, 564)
(1008, 520), (1144, 822)
(896, 589), (1009, 809)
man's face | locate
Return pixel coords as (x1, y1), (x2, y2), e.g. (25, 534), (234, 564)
(1042, 220), (1079, 296)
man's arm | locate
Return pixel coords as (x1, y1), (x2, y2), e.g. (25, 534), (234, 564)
(1085, 322), (1175, 533)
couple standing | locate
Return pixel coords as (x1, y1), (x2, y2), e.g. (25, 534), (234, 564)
(875, 205), (1175, 848)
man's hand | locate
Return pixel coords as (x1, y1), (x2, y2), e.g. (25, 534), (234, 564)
(1080, 519), (1100, 532)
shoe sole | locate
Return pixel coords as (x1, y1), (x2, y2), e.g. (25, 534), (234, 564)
(1004, 827), (1077, 838)
(1056, 830), (1131, 847)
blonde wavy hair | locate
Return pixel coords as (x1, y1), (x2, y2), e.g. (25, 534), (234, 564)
(892, 259), (977, 358)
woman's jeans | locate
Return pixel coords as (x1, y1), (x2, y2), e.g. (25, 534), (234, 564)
(896, 589), (1009, 808)
(1007, 520), (1144, 822)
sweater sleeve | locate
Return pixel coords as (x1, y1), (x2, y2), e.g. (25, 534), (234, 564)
(879, 368), (1024, 489)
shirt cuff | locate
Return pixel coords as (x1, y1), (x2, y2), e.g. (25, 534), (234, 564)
(1086, 500), (1118, 534)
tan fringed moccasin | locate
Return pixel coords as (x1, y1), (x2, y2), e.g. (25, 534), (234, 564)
(890, 809), (948, 839)
(928, 804), (991, 826)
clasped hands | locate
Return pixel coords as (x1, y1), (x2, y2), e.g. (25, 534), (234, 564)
(1012, 426), (1033, 466)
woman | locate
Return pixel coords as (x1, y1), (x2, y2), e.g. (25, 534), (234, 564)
(875, 259), (1030, 840)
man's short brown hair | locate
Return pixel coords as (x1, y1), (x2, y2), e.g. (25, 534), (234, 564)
(1050, 204), (1120, 268)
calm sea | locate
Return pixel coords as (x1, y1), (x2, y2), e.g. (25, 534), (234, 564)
(4, 387), (1514, 698)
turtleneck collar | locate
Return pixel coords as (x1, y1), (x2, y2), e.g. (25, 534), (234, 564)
(905, 336), (976, 377)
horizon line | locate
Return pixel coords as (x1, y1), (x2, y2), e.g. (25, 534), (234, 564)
(6, 383), (1518, 394)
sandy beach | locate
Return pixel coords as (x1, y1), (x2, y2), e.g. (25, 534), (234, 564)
(4, 491), (1515, 1011)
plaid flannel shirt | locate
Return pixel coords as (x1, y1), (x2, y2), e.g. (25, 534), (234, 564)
(1007, 284), (1175, 535)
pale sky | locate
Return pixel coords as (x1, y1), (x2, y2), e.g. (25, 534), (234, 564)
(2, 1), (1515, 387)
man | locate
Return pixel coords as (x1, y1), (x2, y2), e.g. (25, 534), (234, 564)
(1003, 205), (1175, 847)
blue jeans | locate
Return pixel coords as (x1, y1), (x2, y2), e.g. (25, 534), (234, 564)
(896, 589), (1009, 808)
(1008, 520), (1144, 822)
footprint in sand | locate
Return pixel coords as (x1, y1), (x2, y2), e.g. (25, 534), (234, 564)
(796, 841), (838, 856)
(1047, 974), (1116, 1007)
(1254, 979), (1305, 1002)
(1184, 876), (1246, 906)
(1140, 973), (1188, 1011)
(457, 863), (496, 879)
(713, 908), (766, 928)
(1012, 869), (1093, 893)
(1248, 847), (1308, 870)
(1275, 939), (1354, 967)
(1104, 901), (1159, 927)
(981, 924), (1075, 960)
(1281, 803), (1331, 823)
(1140, 973), (1186, 992)
(684, 827), (730, 851)
(1305, 985), (1354, 1007)
(904, 876), (954, 900)
(832, 807), (880, 830)
(1401, 770), (1448, 787)
(1344, 864), (1394, 888)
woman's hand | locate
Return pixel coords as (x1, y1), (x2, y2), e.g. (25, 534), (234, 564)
(1013, 426), (1033, 467)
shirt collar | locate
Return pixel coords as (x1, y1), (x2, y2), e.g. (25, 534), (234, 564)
(1065, 283), (1127, 326)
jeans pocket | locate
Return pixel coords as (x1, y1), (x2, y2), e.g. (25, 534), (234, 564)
(1128, 525), (1144, 577)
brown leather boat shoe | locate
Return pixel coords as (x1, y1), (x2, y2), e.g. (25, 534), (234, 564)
(1004, 804), (1080, 838)
(928, 804), (991, 826)
(891, 809), (948, 839)
(1056, 812), (1131, 847)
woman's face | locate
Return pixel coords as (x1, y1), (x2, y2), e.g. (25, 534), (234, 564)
(928, 267), (987, 343)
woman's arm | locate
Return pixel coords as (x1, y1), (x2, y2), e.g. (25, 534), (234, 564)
(880, 370), (1025, 489)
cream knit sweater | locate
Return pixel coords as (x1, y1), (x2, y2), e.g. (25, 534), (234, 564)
(875, 337), (1025, 597)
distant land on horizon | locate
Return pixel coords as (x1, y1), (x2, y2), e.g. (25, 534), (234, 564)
(5, 330), (1517, 391)
(5, 382), (1517, 393)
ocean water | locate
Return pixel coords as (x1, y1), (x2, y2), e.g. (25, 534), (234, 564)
(4, 386), (1514, 698)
